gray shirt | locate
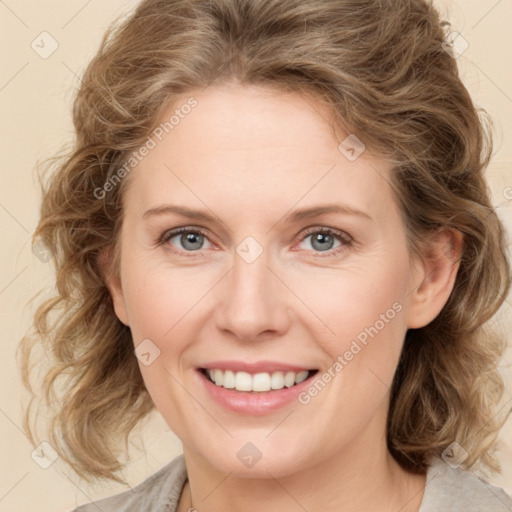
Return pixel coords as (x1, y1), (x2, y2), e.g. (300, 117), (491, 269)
(73, 454), (512, 511)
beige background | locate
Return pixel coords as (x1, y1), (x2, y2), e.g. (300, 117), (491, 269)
(1, 0), (511, 510)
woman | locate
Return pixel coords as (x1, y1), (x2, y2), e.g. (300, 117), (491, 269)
(19, 0), (512, 510)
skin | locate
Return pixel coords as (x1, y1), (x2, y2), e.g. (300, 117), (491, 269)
(106, 82), (463, 512)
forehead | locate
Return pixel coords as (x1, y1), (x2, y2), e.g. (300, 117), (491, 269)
(123, 83), (398, 224)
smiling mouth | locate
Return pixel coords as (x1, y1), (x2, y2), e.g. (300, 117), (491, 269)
(199, 368), (318, 392)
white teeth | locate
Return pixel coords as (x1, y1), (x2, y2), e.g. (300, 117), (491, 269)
(270, 371), (284, 390)
(295, 370), (309, 384)
(284, 371), (296, 388)
(223, 370), (235, 389)
(253, 373), (271, 392)
(235, 371), (252, 391)
(205, 369), (312, 392)
(214, 369), (223, 386)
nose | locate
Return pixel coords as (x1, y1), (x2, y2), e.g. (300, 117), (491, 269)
(214, 246), (291, 342)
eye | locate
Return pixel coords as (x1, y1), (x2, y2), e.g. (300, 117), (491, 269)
(160, 227), (213, 252)
(159, 226), (353, 257)
(296, 227), (352, 255)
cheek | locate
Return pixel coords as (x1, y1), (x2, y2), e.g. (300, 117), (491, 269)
(118, 257), (214, 426)
(120, 252), (218, 344)
(290, 265), (409, 427)
(284, 258), (409, 358)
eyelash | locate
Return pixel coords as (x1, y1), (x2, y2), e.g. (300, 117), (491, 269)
(158, 226), (353, 258)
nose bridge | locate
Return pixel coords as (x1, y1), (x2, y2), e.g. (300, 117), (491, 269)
(214, 241), (290, 341)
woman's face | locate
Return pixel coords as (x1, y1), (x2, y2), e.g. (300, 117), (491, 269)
(109, 83), (429, 477)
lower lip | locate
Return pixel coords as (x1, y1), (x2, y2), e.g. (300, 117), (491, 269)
(197, 369), (316, 415)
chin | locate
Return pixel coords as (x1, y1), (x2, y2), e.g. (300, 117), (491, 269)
(194, 439), (315, 479)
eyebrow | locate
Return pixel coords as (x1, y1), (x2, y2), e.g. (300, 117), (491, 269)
(283, 203), (372, 222)
(143, 203), (372, 224)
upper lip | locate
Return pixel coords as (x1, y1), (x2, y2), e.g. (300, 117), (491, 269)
(198, 360), (315, 374)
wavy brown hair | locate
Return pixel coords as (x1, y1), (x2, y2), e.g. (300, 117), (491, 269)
(18, 0), (511, 484)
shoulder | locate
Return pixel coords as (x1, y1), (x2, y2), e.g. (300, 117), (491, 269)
(420, 456), (512, 512)
(72, 454), (188, 512)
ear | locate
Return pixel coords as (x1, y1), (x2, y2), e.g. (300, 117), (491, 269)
(406, 228), (463, 329)
(98, 246), (130, 326)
